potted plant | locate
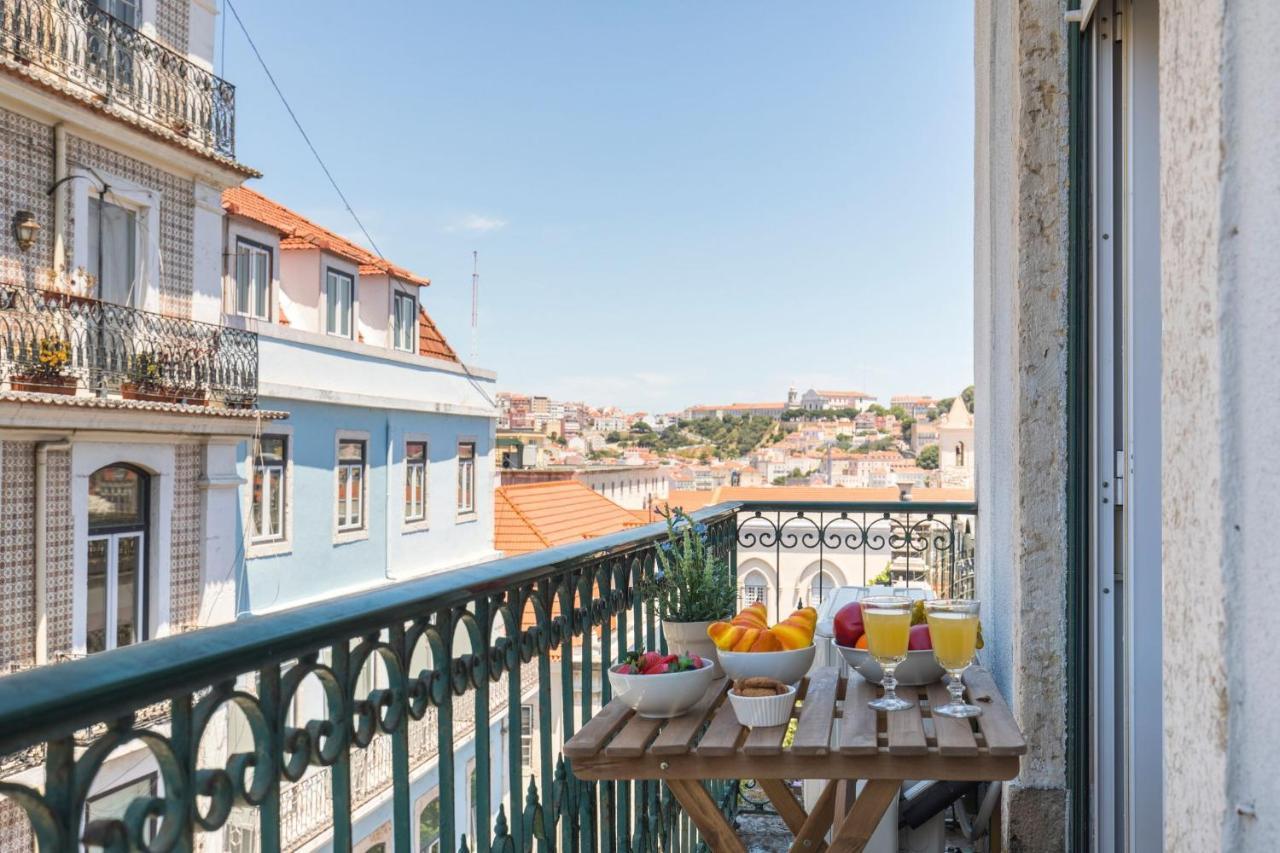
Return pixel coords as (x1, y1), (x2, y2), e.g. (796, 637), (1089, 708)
(646, 509), (737, 674)
(11, 336), (76, 394)
(121, 350), (172, 402)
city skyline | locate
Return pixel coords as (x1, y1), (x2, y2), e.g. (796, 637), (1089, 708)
(220, 1), (976, 412)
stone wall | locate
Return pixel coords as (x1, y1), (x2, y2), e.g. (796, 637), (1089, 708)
(973, 0), (1071, 849)
(1161, 0), (1280, 849)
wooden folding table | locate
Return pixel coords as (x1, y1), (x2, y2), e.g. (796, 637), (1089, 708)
(563, 665), (1025, 853)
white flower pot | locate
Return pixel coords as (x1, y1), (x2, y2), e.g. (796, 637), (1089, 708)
(661, 619), (724, 676)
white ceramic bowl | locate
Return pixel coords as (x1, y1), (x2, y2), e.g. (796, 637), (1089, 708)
(832, 641), (946, 686)
(728, 683), (797, 728)
(607, 660), (716, 719)
(717, 644), (816, 686)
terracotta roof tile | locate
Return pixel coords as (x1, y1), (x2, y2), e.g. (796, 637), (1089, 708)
(495, 481), (641, 556)
(223, 187), (430, 286)
(418, 307), (457, 362)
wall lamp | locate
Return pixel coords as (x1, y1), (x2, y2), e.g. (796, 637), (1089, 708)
(12, 211), (39, 251)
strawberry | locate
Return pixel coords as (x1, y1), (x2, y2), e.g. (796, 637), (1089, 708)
(616, 664), (634, 674)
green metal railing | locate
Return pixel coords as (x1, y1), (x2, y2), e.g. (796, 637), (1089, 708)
(0, 499), (974, 852)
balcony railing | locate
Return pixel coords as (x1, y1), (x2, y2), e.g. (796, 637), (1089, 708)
(0, 284), (259, 407)
(0, 500), (974, 852)
(0, 0), (236, 158)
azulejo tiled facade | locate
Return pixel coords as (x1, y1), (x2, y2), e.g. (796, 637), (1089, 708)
(170, 442), (203, 629)
(0, 441), (36, 670)
(154, 0), (190, 55)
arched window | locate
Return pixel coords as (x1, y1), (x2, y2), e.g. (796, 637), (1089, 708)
(87, 464), (149, 653)
(955, 441), (966, 467)
(808, 570), (836, 607)
(741, 570), (768, 609)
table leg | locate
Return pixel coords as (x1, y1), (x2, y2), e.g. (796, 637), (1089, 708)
(758, 779), (807, 835)
(989, 786), (1003, 853)
(787, 780), (837, 853)
(665, 779), (746, 853)
(827, 780), (899, 853)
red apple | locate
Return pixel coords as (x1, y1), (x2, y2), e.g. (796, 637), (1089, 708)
(908, 623), (932, 651)
(833, 601), (865, 648)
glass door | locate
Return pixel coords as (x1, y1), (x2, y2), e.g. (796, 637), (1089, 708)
(87, 464), (149, 654)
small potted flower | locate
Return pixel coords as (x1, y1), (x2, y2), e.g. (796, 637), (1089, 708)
(11, 336), (76, 395)
(607, 648), (716, 719)
(645, 509), (737, 674)
(121, 351), (172, 402)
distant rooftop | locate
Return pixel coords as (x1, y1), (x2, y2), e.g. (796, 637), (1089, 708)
(495, 481), (641, 556)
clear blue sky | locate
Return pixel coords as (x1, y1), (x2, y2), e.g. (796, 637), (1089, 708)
(220, 1), (974, 412)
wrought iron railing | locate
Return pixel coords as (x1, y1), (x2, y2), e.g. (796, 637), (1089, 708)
(0, 0), (236, 157)
(0, 284), (259, 407)
(0, 499), (974, 852)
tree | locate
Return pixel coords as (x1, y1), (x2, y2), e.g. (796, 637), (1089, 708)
(631, 422), (653, 433)
(606, 431), (624, 443)
(771, 475), (788, 486)
(918, 444), (940, 470)
(961, 385), (975, 412)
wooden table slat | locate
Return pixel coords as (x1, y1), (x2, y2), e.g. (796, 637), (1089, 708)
(791, 667), (840, 755)
(885, 688), (928, 755)
(603, 713), (664, 758)
(964, 668), (1027, 756)
(650, 679), (730, 755)
(693, 693), (745, 756)
(743, 718), (790, 755)
(562, 699), (633, 759)
(925, 682), (979, 756)
(838, 672), (881, 755)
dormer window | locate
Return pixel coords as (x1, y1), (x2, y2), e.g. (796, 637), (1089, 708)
(234, 239), (271, 320)
(393, 290), (416, 352)
(325, 269), (354, 338)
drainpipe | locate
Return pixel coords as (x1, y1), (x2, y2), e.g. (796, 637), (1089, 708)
(384, 417), (393, 579)
(52, 124), (67, 276)
(35, 438), (72, 665)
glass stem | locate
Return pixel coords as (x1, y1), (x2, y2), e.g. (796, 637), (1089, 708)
(948, 669), (966, 707)
(883, 665), (898, 702)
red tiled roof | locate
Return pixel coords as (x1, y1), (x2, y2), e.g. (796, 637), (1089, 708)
(418, 307), (457, 362)
(223, 187), (430, 286)
(495, 481), (642, 556)
(816, 390), (873, 399)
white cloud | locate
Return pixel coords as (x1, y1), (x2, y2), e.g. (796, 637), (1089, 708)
(447, 214), (508, 234)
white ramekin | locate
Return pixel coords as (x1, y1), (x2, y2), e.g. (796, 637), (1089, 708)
(727, 683), (798, 728)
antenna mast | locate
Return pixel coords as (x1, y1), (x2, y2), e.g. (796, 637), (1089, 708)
(470, 250), (479, 362)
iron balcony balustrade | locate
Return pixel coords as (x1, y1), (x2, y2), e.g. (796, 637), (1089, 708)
(0, 283), (259, 408)
(0, 499), (975, 852)
(0, 0), (236, 158)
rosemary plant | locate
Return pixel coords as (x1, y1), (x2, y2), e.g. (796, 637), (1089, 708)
(648, 509), (737, 623)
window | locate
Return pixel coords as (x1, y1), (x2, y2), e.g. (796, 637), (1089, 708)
(252, 436), (287, 542)
(85, 774), (156, 844)
(418, 797), (441, 853)
(95, 0), (139, 27)
(520, 704), (534, 770)
(808, 571), (835, 607)
(393, 291), (417, 352)
(325, 269), (354, 337)
(456, 442), (476, 514)
(337, 439), (366, 531)
(87, 465), (148, 654)
(234, 240), (271, 320)
(741, 571), (768, 609)
(88, 196), (138, 306)
(405, 441), (427, 523)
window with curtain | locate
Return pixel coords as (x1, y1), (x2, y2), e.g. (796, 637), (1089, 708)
(456, 442), (475, 514)
(88, 197), (137, 306)
(393, 291), (416, 352)
(252, 436), (287, 542)
(235, 240), (271, 320)
(405, 441), (427, 523)
(325, 270), (354, 337)
(337, 439), (365, 531)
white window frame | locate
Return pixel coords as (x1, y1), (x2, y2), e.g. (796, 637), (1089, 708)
(70, 168), (161, 313)
(334, 431), (370, 542)
(251, 434), (288, 544)
(520, 704), (534, 771)
(404, 436), (429, 530)
(325, 268), (356, 339)
(234, 238), (272, 320)
(86, 530), (145, 653)
(456, 439), (477, 519)
(392, 288), (417, 353)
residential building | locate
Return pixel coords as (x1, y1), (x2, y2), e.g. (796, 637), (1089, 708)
(798, 388), (875, 411)
(684, 401), (788, 420)
(910, 419), (940, 453)
(494, 481), (640, 556)
(497, 463), (667, 510)
(890, 394), (938, 421)
(220, 188), (499, 609)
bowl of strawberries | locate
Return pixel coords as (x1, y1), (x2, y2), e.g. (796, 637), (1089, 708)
(608, 649), (716, 719)
(708, 603), (818, 686)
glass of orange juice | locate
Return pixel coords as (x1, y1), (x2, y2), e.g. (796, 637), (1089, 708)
(860, 596), (914, 711)
(924, 599), (982, 718)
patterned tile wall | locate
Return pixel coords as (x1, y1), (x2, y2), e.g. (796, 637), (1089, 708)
(0, 797), (32, 852)
(0, 442), (35, 671)
(0, 108), (55, 288)
(154, 0), (191, 55)
(170, 443), (202, 629)
(66, 135), (196, 317)
(45, 449), (73, 655)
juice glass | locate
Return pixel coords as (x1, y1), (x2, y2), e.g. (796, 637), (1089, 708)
(860, 596), (914, 711)
(924, 599), (982, 718)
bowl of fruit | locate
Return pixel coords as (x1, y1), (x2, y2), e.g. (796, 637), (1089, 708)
(608, 649), (716, 719)
(831, 599), (953, 686)
(708, 603), (818, 686)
